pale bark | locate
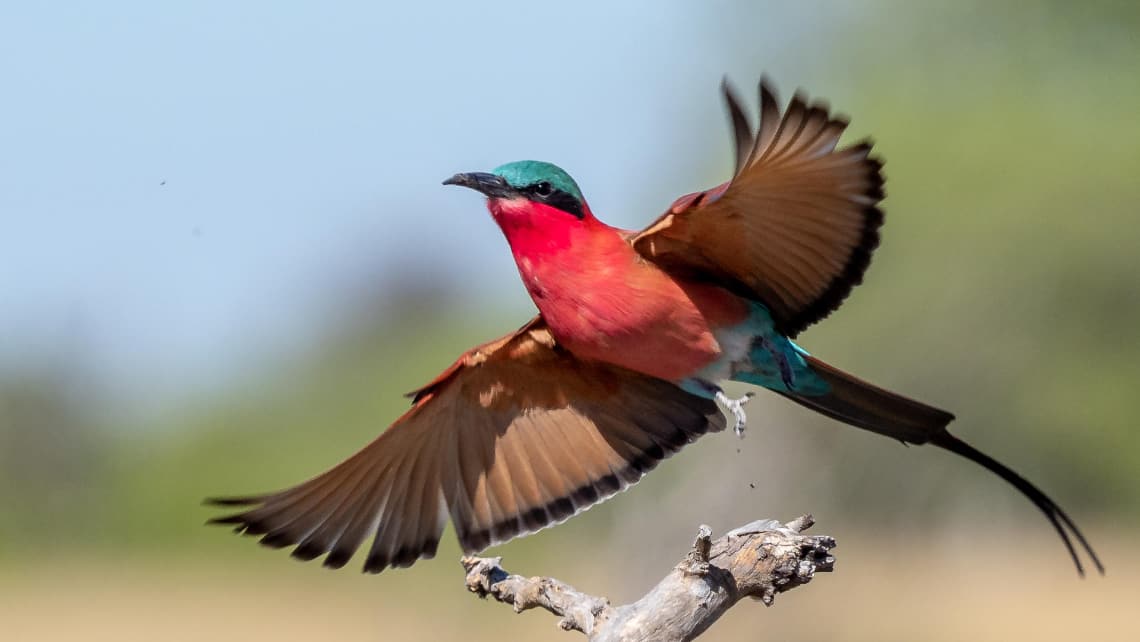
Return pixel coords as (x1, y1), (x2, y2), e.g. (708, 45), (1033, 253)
(462, 515), (835, 641)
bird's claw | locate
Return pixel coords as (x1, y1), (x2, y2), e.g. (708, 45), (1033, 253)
(715, 390), (755, 438)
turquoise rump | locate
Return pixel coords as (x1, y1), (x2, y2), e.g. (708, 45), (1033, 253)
(682, 302), (830, 398)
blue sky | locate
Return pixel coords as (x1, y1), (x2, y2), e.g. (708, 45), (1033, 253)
(0, 2), (845, 404)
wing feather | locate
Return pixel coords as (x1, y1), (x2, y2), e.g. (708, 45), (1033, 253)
(632, 77), (885, 337)
(207, 318), (725, 573)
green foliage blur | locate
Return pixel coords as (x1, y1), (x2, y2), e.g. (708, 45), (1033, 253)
(1, 3), (1137, 632)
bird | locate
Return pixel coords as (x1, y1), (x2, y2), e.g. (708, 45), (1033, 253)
(208, 75), (1103, 577)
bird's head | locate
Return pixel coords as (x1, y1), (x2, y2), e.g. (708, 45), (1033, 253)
(444, 161), (594, 239)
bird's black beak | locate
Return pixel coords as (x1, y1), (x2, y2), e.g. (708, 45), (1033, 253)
(442, 172), (517, 198)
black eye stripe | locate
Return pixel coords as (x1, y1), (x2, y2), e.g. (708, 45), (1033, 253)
(521, 182), (551, 196)
(541, 191), (584, 219)
(522, 182), (583, 219)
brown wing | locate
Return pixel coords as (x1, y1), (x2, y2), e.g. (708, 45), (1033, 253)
(632, 77), (885, 337)
(207, 317), (725, 573)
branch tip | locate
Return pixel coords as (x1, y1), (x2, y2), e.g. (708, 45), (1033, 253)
(786, 514), (814, 533)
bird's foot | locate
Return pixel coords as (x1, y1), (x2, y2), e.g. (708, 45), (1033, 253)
(715, 390), (755, 438)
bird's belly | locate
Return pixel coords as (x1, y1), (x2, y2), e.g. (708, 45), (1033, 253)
(692, 323), (755, 382)
(552, 308), (721, 381)
(540, 281), (749, 382)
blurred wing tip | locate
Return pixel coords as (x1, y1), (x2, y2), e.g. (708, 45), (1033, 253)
(322, 556), (350, 571)
(203, 495), (263, 507)
(290, 541), (328, 562)
(356, 539), (442, 574)
(204, 514), (242, 526)
(758, 75), (779, 105)
(719, 77), (739, 111)
(720, 74), (741, 95)
(809, 97), (833, 112)
(362, 552), (395, 574)
(721, 80), (756, 175)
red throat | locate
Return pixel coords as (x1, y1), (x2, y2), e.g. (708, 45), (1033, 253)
(487, 197), (598, 261)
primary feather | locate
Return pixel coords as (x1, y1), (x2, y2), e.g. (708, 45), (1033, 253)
(208, 321), (725, 572)
(633, 77), (884, 337)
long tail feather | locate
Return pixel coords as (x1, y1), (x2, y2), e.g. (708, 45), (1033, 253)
(777, 355), (1104, 576)
(928, 431), (1104, 576)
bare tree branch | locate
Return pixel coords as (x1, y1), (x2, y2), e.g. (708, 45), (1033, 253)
(462, 515), (836, 641)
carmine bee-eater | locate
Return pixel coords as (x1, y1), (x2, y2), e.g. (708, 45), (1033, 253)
(209, 76), (1103, 576)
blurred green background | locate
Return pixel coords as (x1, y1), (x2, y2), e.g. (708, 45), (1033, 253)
(2, 1), (1138, 640)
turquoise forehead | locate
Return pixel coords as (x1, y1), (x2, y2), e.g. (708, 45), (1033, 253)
(492, 160), (583, 201)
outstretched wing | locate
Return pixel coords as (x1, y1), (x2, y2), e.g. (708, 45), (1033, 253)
(207, 317), (725, 573)
(632, 77), (885, 337)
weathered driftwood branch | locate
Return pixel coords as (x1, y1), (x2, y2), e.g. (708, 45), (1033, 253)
(462, 515), (835, 641)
